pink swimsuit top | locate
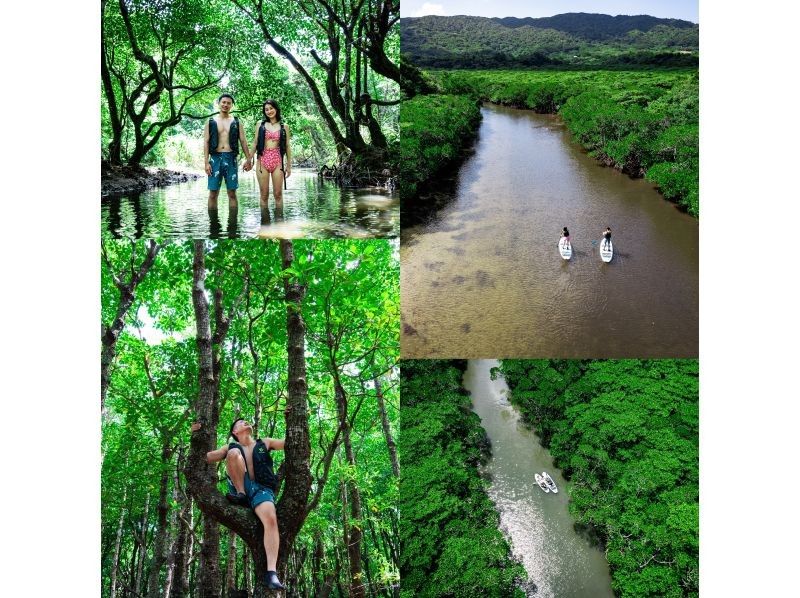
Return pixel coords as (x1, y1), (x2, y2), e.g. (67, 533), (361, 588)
(264, 129), (280, 142)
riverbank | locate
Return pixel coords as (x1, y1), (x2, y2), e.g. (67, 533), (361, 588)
(101, 161), (202, 198)
(499, 359), (699, 597)
(399, 94), (481, 208)
(433, 69), (699, 216)
(465, 360), (614, 597)
(400, 359), (526, 597)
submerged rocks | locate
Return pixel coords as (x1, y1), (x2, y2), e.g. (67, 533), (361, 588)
(101, 161), (201, 198)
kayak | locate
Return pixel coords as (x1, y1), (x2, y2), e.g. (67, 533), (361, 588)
(542, 471), (558, 493)
(559, 238), (572, 260)
(534, 473), (550, 493)
(600, 239), (613, 263)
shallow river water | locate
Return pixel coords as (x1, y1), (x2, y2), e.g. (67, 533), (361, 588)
(464, 359), (614, 598)
(401, 104), (698, 358)
(102, 168), (399, 239)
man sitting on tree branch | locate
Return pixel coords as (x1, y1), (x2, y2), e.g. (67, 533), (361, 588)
(191, 416), (287, 590)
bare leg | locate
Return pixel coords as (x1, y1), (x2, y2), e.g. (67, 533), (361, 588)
(271, 168), (284, 211)
(227, 189), (238, 210)
(256, 161), (272, 210)
(254, 501), (279, 571)
(225, 450), (246, 495)
(208, 189), (220, 209)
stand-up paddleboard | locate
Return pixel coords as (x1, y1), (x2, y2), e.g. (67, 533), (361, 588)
(600, 239), (613, 262)
(535, 473), (551, 493)
(558, 238), (572, 260)
(542, 471), (558, 493)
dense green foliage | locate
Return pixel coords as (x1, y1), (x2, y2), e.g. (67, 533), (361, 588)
(435, 69), (699, 215)
(401, 14), (698, 69)
(398, 94), (481, 200)
(102, 0), (399, 168)
(102, 239), (399, 596)
(499, 360), (699, 598)
(400, 360), (525, 598)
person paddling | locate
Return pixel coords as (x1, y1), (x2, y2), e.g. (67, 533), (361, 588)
(191, 416), (288, 590)
(561, 227), (571, 250)
(602, 226), (612, 250)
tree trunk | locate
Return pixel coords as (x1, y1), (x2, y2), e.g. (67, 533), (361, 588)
(110, 489), (127, 598)
(147, 443), (174, 597)
(374, 377), (399, 477)
(275, 240), (314, 584)
(224, 530), (237, 597)
(333, 376), (365, 598)
(186, 240), (313, 597)
(135, 491), (151, 596)
(198, 514), (222, 598)
(101, 240), (160, 414)
(179, 504), (194, 598)
(164, 450), (186, 598)
(100, 0), (124, 164)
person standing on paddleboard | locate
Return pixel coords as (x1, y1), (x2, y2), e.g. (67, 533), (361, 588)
(561, 227), (571, 250)
(602, 227), (612, 250)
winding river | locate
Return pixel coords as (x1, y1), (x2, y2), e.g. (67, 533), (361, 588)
(401, 104), (698, 358)
(102, 168), (399, 239)
(463, 359), (614, 598)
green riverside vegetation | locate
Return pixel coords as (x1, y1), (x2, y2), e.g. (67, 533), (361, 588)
(402, 14), (698, 69)
(400, 360), (525, 597)
(434, 69), (699, 216)
(499, 359), (699, 598)
(399, 94), (481, 201)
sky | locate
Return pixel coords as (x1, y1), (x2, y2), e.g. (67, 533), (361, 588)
(401, 1), (699, 23)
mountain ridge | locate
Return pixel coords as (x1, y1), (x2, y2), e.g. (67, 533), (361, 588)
(401, 13), (699, 69)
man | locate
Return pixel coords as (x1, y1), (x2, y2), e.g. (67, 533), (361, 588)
(204, 94), (254, 209)
(191, 417), (286, 590)
(602, 226), (612, 250)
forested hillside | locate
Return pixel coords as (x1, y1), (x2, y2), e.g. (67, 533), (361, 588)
(499, 360), (699, 598)
(101, 239), (399, 597)
(401, 13), (698, 68)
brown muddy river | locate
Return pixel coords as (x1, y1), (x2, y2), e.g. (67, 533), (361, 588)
(401, 104), (698, 358)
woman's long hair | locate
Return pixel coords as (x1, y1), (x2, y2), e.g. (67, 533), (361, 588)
(262, 99), (282, 123)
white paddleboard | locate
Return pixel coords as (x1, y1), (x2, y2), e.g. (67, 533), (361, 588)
(600, 239), (613, 262)
(534, 473), (550, 493)
(558, 238), (572, 260)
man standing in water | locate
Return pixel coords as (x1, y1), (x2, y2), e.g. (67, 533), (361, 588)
(191, 417), (286, 590)
(204, 94), (254, 209)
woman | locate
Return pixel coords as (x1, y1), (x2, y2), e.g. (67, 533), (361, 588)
(561, 226), (571, 250)
(247, 99), (291, 208)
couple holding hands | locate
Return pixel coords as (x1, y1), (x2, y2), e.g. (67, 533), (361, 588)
(204, 93), (291, 210)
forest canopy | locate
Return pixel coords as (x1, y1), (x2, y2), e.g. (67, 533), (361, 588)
(101, 239), (399, 597)
(400, 360), (525, 598)
(499, 359), (699, 598)
(101, 0), (400, 169)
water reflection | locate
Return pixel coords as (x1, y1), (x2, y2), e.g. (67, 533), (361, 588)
(101, 168), (399, 239)
(401, 105), (698, 358)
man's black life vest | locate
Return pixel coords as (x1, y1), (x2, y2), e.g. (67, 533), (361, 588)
(229, 439), (277, 491)
(209, 116), (240, 156)
(256, 121), (286, 159)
